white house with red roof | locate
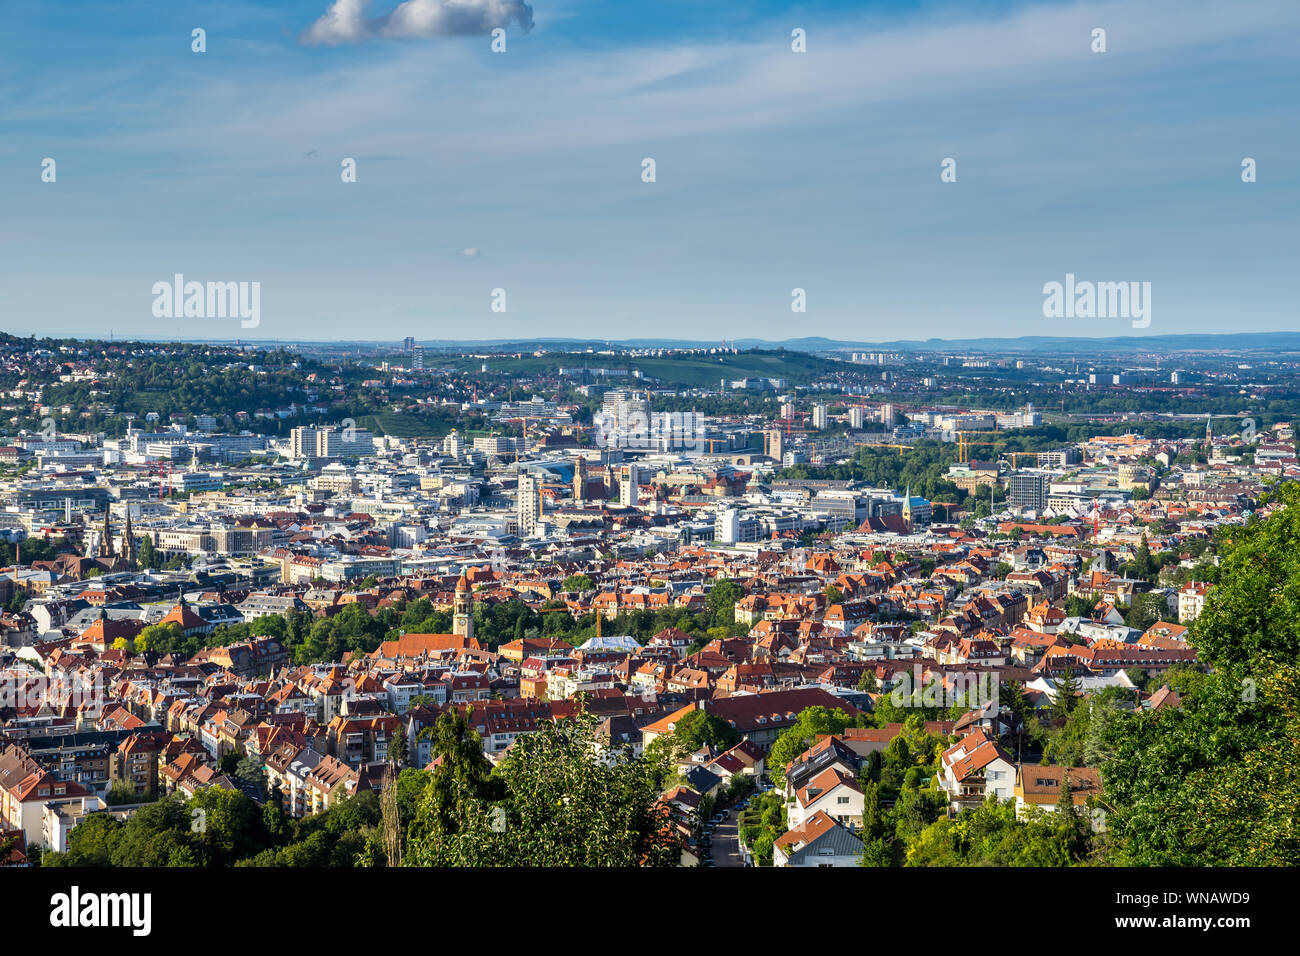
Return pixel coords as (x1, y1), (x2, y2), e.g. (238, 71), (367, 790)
(1177, 582), (1211, 623)
(938, 728), (1016, 810)
(788, 765), (863, 829)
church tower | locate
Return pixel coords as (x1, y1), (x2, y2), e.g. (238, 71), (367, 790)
(572, 457), (586, 504)
(453, 571), (474, 639)
(901, 484), (913, 533)
(101, 506), (116, 558)
(123, 508), (137, 569)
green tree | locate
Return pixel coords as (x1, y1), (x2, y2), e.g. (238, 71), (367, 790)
(415, 709), (496, 838)
(406, 712), (679, 866)
(1099, 482), (1300, 865)
(136, 535), (161, 570)
(705, 579), (743, 627)
(103, 780), (142, 806)
(390, 724), (408, 769)
(1051, 668), (1080, 721)
(1064, 594), (1095, 619)
(662, 708), (741, 757)
(905, 799), (1074, 867)
(1123, 592), (1165, 631)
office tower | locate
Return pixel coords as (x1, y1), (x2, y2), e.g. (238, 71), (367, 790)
(518, 472), (543, 536)
(619, 463), (641, 507)
(290, 426), (320, 460)
(765, 428), (784, 462)
(1008, 470), (1050, 511)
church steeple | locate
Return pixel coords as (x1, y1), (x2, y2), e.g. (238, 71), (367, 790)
(573, 457), (586, 504)
(101, 506), (115, 557)
(453, 570), (474, 639)
(123, 508), (137, 569)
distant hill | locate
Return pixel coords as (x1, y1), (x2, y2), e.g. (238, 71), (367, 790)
(729, 332), (1300, 354)
(241, 331), (1300, 355)
(11, 329), (1300, 356)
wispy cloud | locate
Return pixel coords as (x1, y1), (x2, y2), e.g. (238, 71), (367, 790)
(301, 0), (534, 46)
(3, 0), (1297, 341)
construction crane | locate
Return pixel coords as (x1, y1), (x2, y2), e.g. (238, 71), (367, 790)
(858, 442), (911, 456)
(778, 410), (810, 437)
(1004, 450), (1040, 469)
(956, 432), (999, 464)
(151, 460), (172, 500)
(950, 430), (1039, 470)
(498, 416), (528, 463)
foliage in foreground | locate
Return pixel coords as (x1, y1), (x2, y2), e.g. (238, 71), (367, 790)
(405, 710), (680, 866)
(1097, 481), (1300, 865)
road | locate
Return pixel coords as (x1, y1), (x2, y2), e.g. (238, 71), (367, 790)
(711, 808), (745, 867)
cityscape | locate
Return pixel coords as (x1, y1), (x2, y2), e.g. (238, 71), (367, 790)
(0, 333), (1294, 878)
(1, 0), (1294, 934)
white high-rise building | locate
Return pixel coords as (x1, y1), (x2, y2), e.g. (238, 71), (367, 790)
(292, 425), (373, 460)
(716, 508), (741, 544)
(517, 472), (543, 537)
(443, 430), (463, 459)
(290, 426), (320, 460)
(812, 405), (829, 430)
(619, 464), (641, 507)
(594, 390), (651, 449)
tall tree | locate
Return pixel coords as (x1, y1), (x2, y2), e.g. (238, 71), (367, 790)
(1099, 482), (1300, 864)
(1051, 668), (1081, 721)
(406, 713), (679, 867)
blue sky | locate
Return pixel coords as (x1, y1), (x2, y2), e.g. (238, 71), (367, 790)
(1, 0), (1296, 343)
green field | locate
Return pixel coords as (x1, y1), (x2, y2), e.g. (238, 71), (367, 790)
(354, 412), (447, 439)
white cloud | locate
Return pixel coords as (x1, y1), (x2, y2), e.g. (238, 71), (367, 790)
(301, 0), (534, 46)
(300, 0), (371, 46)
